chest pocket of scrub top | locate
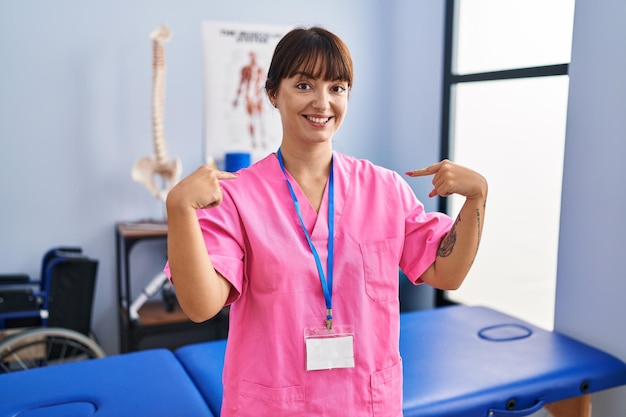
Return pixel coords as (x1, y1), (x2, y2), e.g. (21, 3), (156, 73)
(360, 238), (402, 302)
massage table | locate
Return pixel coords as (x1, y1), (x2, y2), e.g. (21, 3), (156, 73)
(0, 349), (214, 417)
(1, 305), (626, 416)
(174, 305), (626, 416)
(399, 305), (626, 416)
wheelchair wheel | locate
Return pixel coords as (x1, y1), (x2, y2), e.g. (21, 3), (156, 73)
(0, 327), (106, 373)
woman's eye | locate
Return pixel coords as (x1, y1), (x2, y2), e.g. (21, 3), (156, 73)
(296, 83), (311, 90)
(333, 85), (347, 93)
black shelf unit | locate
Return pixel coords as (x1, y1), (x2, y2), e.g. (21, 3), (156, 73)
(115, 221), (228, 353)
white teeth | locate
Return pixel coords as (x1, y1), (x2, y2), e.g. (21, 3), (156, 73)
(307, 116), (330, 124)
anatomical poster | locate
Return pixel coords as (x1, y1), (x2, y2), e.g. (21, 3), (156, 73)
(202, 21), (291, 167)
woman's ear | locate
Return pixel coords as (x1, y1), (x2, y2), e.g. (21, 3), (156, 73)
(268, 91), (278, 108)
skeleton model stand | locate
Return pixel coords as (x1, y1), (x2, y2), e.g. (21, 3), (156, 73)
(129, 25), (181, 317)
(132, 24), (182, 202)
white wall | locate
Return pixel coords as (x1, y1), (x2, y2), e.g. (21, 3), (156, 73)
(0, 1), (444, 355)
(555, 0), (626, 414)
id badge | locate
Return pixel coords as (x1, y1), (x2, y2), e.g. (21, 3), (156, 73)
(304, 325), (355, 371)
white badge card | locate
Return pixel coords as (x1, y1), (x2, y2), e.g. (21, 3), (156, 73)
(304, 325), (355, 371)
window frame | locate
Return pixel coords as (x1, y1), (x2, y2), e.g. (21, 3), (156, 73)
(436, 0), (569, 307)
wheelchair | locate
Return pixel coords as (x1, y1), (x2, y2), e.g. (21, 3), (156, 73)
(0, 247), (106, 373)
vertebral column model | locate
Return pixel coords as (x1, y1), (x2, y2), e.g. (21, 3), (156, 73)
(132, 24), (182, 202)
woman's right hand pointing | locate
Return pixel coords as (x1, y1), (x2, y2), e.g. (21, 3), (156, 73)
(166, 165), (238, 212)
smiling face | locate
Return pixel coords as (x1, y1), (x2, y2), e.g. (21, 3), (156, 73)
(265, 27), (353, 149)
(274, 67), (349, 147)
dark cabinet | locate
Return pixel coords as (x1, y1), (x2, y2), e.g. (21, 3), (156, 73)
(115, 221), (228, 352)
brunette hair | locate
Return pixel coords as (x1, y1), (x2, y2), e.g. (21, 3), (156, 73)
(265, 27), (353, 98)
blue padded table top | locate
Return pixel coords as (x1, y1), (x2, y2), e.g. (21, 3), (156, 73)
(176, 339), (228, 417)
(401, 305), (626, 417)
(176, 305), (626, 417)
(0, 349), (214, 417)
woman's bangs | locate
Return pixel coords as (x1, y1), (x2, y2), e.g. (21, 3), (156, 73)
(288, 46), (351, 83)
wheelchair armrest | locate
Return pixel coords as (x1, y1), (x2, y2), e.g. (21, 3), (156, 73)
(0, 274), (32, 284)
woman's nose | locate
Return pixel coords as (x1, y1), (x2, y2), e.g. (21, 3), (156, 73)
(312, 90), (330, 110)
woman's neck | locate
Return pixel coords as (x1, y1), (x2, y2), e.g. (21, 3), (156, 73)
(278, 142), (332, 180)
(278, 142), (332, 213)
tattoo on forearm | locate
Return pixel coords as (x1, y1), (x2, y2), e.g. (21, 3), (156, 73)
(438, 216), (459, 257)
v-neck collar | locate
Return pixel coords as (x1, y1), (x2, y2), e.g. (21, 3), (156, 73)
(280, 167), (329, 239)
(274, 152), (350, 241)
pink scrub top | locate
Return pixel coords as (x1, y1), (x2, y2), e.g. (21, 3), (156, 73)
(169, 152), (452, 417)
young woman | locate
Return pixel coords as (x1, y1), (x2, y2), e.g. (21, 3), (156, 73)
(165, 26), (487, 417)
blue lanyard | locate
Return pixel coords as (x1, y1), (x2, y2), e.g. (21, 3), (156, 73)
(276, 148), (335, 330)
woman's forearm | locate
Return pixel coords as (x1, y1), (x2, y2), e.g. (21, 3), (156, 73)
(420, 189), (487, 290)
(434, 195), (486, 289)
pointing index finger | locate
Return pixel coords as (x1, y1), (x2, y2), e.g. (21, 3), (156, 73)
(217, 171), (238, 180)
(405, 168), (430, 177)
(405, 160), (444, 177)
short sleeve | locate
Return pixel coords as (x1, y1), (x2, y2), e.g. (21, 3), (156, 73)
(396, 175), (454, 283)
(163, 187), (246, 305)
(197, 187), (246, 304)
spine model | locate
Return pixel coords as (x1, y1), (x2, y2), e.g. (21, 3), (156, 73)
(132, 24), (182, 202)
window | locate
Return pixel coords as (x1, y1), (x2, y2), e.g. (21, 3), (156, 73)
(438, 0), (575, 330)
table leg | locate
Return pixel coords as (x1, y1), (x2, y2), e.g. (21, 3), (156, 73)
(545, 394), (591, 417)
